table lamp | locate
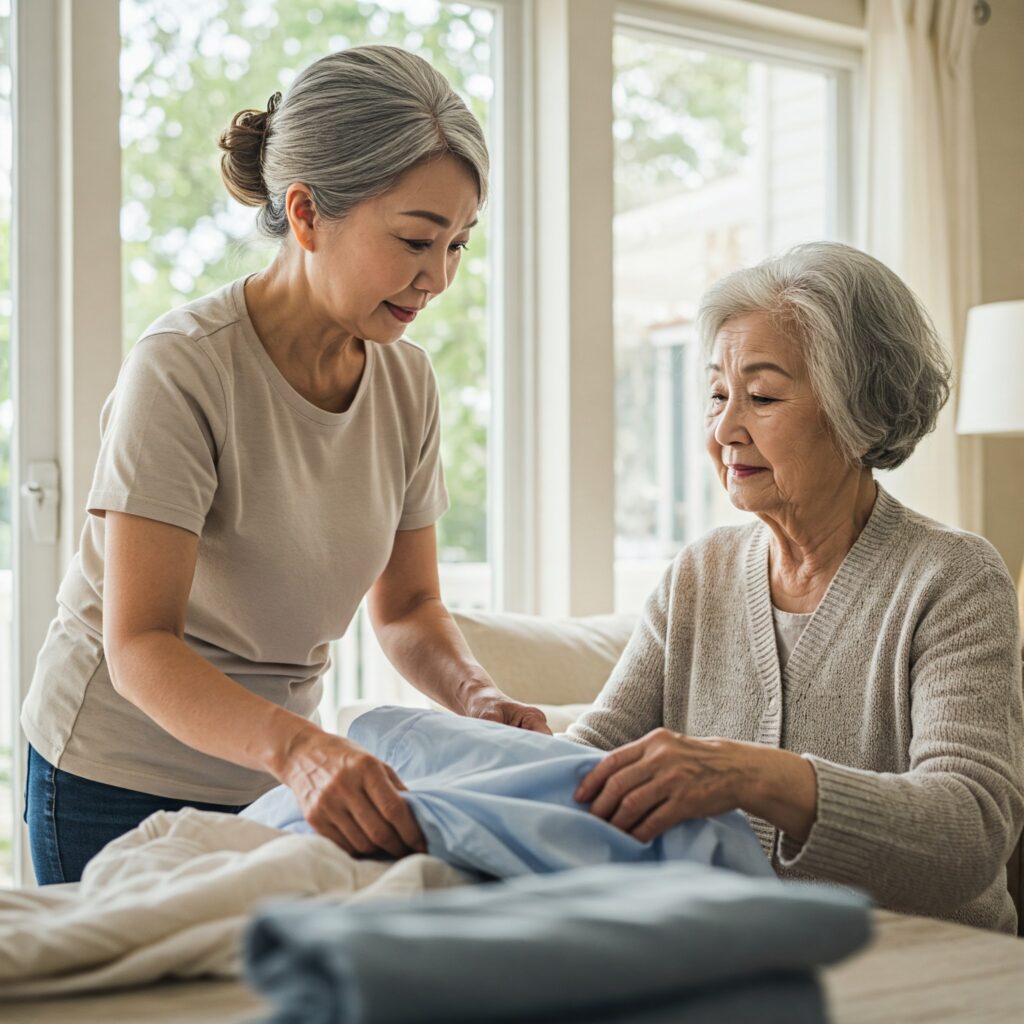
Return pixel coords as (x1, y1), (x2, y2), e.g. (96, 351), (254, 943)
(956, 299), (1024, 630)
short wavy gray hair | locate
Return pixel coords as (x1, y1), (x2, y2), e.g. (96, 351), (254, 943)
(219, 45), (489, 238)
(696, 242), (952, 470)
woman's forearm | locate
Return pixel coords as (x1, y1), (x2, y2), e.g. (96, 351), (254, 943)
(738, 744), (818, 843)
(372, 596), (491, 712)
(106, 630), (316, 779)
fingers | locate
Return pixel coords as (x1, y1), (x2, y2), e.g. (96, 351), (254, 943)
(314, 807), (372, 857)
(588, 761), (655, 821)
(631, 798), (678, 844)
(333, 788), (409, 859)
(574, 742), (645, 804)
(339, 765), (422, 860)
(306, 759), (425, 860)
(518, 707), (552, 735)
(383, 763), (407, 792)
(469, 694), (552, 735)
(608, 779), (664, 832)
(364, 764), (427, 855)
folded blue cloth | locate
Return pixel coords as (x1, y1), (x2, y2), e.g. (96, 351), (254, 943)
(243, 707), (771, 879)
(245, 860), (872, 1024)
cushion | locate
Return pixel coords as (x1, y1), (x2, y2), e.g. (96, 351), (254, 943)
(334, 610), (636, 737)
(450, 609), (636, 707)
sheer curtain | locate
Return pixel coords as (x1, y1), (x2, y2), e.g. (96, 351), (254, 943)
(861, 0), (983, 531)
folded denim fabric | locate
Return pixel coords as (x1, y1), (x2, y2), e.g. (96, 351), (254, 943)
(245, 860), (871, 1024)
(243, 707), (771, 879)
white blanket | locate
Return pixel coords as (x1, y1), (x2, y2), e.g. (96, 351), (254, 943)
(0, 808), (471, 998)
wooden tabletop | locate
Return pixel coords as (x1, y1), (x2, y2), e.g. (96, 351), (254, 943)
(6, 909), (1024, 1023)
(825, 909), (1024, 1023)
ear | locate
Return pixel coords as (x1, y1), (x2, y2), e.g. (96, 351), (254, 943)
(285, 183), (318, 252)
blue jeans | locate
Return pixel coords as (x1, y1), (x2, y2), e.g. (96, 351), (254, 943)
(25, 745), (249, 885)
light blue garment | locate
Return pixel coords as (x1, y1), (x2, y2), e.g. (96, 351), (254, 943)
(244, 860), (872, 1024)
(243, 706), (771, 879)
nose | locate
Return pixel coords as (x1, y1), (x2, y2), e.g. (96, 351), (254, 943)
(415, 248), (450, 297)
(713, 395), (751, 448)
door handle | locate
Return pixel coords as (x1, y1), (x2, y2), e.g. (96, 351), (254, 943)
(19, 460), (60, 544)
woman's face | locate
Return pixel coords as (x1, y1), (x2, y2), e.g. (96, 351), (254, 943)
(704, 312), (848, 516)
(301, 153), (480, 343)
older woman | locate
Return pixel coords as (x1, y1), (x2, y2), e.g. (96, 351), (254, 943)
(21, 45), (548, 885)
(570, 242), (1024, 932)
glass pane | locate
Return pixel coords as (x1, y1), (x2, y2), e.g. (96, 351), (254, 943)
(0, 0), (12, 885)
(120, 1), (496, 718)
(613, 33), (833, 612)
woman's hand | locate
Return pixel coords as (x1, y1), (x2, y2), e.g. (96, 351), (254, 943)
(277, 726), (427, 859)
(458, 681), (552, 735)
(574, 728), (817, 843)
(574, 729), (749, 842)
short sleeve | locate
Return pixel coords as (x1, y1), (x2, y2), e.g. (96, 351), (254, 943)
(397, 366), (449, 531)
(87, 333), (227, 536)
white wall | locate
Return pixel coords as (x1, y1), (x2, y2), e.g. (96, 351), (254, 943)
(974, 2), (1024, 580)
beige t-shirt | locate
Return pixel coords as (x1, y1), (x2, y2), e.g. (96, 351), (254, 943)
(21, 277), (449, 804)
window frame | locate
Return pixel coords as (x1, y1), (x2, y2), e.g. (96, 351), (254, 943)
(7, 0), (124, 886)
(616, 2), (862, 244)
(609, 1), (863, 604)
(5, 0), (864, 882)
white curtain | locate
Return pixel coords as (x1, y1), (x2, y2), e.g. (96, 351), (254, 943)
(861, 0), (983, 531)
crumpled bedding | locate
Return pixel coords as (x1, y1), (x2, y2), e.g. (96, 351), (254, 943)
(0, 807), (469, 999)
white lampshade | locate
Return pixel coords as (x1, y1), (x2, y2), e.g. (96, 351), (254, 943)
(956, 300), (1024, 436)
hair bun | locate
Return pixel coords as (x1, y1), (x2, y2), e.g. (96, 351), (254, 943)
(218, 93), (282, 207)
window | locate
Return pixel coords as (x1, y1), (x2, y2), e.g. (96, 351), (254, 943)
(120, 0), (498, 715)
(612, 26), (851, 611)
(0, 0), (11, 885)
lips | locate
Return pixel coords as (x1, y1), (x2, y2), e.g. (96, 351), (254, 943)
(727, 464), (768, 479)
(384, 301), (418, 324)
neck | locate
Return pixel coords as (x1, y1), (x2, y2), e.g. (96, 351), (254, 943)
(761, 470), (877, 612)
(244, 250), (365, 413)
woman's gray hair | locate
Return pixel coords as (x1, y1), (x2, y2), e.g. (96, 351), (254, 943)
(219, 45), (489, 237)
(696, 241), (952, 470)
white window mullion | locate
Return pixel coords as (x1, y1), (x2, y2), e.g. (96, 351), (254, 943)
(490, 0), (533, 613)
(531, 0), (616, 618)
(10, 0), (61, 885)
(8, 0), (121, 884)
(59, 0), (122, 564)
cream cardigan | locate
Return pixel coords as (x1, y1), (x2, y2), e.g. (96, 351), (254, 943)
(568, 486), (1024, 932)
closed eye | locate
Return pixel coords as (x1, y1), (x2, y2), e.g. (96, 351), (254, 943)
(709, 392), (778, 406)
(401, 238), (470, 253)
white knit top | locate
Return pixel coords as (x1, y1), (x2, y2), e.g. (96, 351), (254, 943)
(772, 606), (812, 669)
(568, 486), (1024, 932)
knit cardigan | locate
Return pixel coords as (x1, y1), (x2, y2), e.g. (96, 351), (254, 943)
(568, 486), (1024, 932)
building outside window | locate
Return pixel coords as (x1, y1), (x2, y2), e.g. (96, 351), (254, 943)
(613, 29), (844, 612)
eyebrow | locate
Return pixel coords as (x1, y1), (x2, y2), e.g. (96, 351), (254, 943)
(707, 361), (794, 380)
(399, 209), (479, 230)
